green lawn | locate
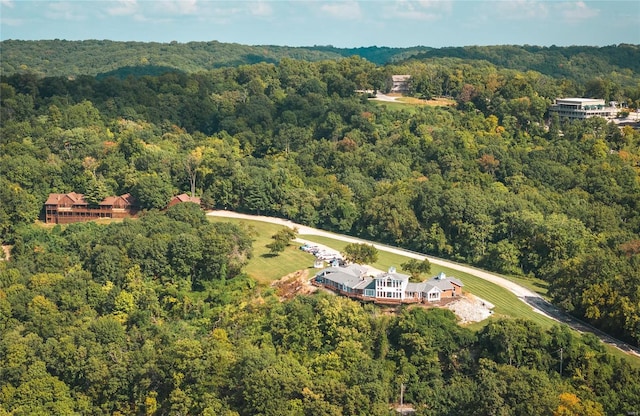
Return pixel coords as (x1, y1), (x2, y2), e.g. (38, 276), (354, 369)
(211, 217), (640, 366)
(301, 235), (556, 328)
(210, 217), (316, 285)
(371, 101), (422, 114)
(208, 220), (556, 329)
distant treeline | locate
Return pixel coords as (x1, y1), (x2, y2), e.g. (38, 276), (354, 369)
(2, 39), (638, 87)
(0, 39), (429, 78)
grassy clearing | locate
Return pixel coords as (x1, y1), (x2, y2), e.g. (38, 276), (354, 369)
(371, 96), (456, 110)
(502, 274), (549, 298)
(607, 345), (640, 368)
(210, 217), (316, 285)
(396, 96), (456, 106)
(301, 235), (555, 328)
(212, 217), (640, 365)
(371, 101), (421, 114)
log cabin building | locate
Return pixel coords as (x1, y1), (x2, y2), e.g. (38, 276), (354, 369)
(45, 192), (139, 224)
(167, 193), (201, 208)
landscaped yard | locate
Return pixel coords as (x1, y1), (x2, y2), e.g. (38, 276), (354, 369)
(209, 217), (556, 328)
(207, 216), (640, 365)
(300, 235), (556, 329)
(209, 217), (316, 285)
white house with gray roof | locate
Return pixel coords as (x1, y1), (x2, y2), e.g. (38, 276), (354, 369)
(314, 267), (463, 304)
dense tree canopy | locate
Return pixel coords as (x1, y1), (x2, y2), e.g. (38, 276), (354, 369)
(2, 49), (640, 344)
(1, 43), (640, 414)
(1, 215), (639, 415)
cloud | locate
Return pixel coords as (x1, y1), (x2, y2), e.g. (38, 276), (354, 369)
(320, 1), (362, 20)
(107, 0), (138, 16)
(384, 0), (452, 21)
(0, 0), (14, 8)
(493, 0), (549, 20)
(1, 17), (23, 27)
(250, 1), (273, 17)
(556, 1), (599, 22)
(45, 2), (87, 21)
(154, 0), (199, 16)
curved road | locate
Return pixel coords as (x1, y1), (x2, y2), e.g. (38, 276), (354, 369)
(207, 210), (640, 357)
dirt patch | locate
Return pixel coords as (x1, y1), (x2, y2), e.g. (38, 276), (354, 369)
(446, 293), (494, 324)
(1, 245), (10, 261)
(271, 269), (317, 301)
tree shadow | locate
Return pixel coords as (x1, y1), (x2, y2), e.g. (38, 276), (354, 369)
(261, 253), (279, 258)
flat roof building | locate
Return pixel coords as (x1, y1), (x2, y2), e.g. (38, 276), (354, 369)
(549, 98), (617, 120)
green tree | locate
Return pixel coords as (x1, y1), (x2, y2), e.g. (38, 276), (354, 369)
(84, 178), (110, 206)
(400, 258), (431, 281)
(342, 243), (378, 265)
(0, 179), (40, 242)
(131, 173), (174, 210)
(267, 227), (298, 255)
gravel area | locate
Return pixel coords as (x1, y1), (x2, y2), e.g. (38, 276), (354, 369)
(447, 294), (494, 324)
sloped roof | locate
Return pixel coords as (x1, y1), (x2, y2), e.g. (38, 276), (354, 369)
(406, 282), (428, 293)
(46, 192), (137, 207)
(425, 272), (464, 291)
(45, 193), (65, 205)
(100, 195), (117, 205)
(120, 193), (136, 205)
(171, 193), (201, 205)
(316, 264), (371, 290)
(45, 192), (87, 205)
(375, 271), (410, 282)
(100, 193), (137, 206)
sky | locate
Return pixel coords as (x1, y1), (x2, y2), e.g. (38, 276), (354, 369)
(1, 0), (639, 48)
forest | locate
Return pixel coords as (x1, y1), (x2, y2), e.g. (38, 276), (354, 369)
(1, 40), (638, 82)
(1, 42), (640, 414)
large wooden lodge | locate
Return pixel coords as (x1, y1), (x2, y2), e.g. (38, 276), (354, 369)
(44, 192), (203, 224)
(44, 192), (139, 224)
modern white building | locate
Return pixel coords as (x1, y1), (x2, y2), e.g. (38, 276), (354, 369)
(374, 267), (409, 301)
(549, 98), (617, 120)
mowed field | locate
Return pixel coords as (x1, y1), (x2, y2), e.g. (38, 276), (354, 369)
(210, 217), (555, 328)
(212, 218), (318, 285)
(298, 235), (556, 329)
(371, 95), (456, 112)
(210, 216), (640, 365)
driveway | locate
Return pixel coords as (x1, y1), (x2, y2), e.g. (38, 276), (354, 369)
(207, 210), (640, 357)
(370, 92), (401, 102)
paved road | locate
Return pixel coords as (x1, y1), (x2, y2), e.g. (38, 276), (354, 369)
(207, 210), (640, 357)
(370, 92), (401, 102)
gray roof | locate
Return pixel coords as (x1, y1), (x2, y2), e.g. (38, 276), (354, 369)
(407, 273), (464, 294)
(406, 282), (428, 293)
(375, 271), (410, 282)
(426, 272), (464, 291)
(316, 265), (372, 290)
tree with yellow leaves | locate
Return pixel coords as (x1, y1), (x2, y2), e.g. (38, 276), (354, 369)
(554, 392), (604, 416)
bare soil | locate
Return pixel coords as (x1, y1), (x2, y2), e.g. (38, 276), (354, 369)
(271, 269), (317, 301)
(446, 293), (494, 324)
(1, 245), (10, 261)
